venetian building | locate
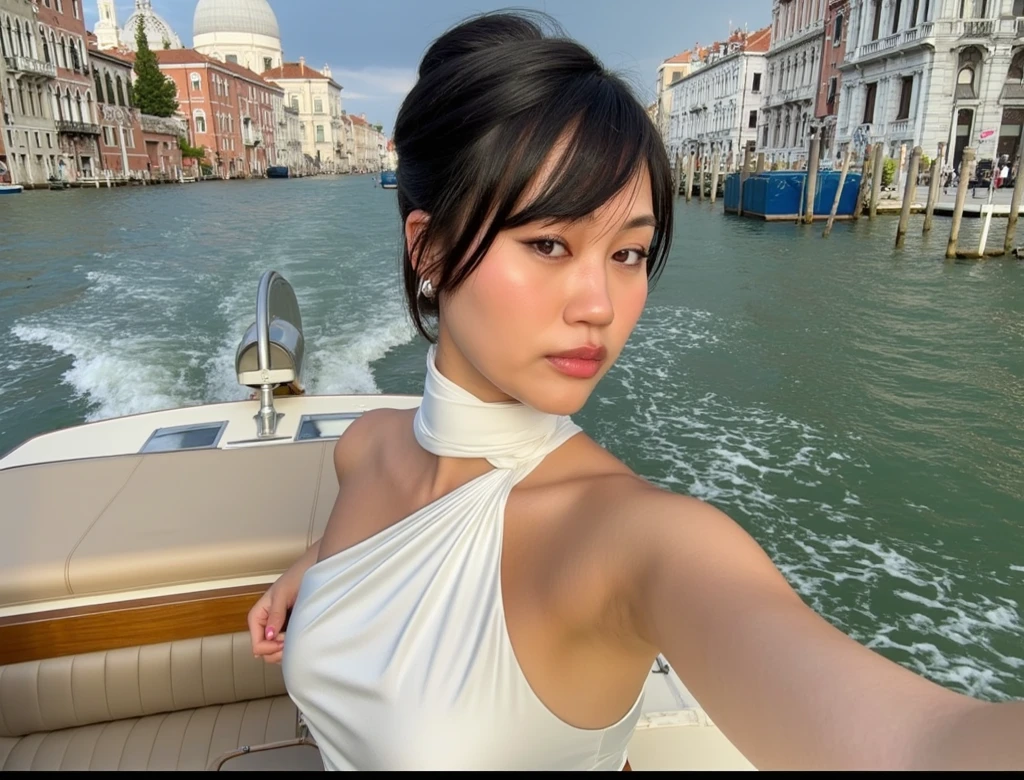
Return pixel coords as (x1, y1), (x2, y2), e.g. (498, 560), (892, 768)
(192, 0), (283, 74)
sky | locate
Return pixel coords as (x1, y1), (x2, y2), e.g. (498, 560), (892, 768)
(85, 1), (770, 137)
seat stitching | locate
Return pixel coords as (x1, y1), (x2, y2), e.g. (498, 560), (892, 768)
(174, 707), (199, 770)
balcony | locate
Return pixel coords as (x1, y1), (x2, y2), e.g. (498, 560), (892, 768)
(847, 22), (936, 65)
(4, 55), (57, 79)
(56, 120), (100, 136)
(889, 118), (912, 137)
(953, 18), (995, 38)
(242, 129), (263, 147)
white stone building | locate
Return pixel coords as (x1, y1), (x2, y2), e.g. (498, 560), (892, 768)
(836, 0), (1024, 173)
(192, 0), (282, 74)
(1, 0), (59, 184)
(664, 27), (771, 169)
(266, 58), (347, 173)
(760, 0), (828, 166)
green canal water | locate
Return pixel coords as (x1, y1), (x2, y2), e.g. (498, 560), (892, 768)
(1, 176), (1021, 700)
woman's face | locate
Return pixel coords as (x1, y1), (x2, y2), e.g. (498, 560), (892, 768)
(432, 167), (655, 415)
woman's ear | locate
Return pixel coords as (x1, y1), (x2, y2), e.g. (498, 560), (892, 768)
(404, 210), (432, 276)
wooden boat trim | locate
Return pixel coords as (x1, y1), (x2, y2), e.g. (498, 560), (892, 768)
(0, 584), (268, 666)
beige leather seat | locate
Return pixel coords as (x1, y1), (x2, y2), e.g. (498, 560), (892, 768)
(0, 633), (317, 771)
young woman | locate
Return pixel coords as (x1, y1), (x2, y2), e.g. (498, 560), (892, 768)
(248, 11), (1023, 771)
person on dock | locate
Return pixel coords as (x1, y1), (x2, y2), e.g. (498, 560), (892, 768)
(247, 10), (1024, 772)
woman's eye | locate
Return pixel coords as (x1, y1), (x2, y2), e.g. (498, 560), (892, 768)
(613, 248), (649, 267)
(530, 239), (568, 257)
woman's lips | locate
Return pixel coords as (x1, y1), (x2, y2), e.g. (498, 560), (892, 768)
(545, 346), (607, 379)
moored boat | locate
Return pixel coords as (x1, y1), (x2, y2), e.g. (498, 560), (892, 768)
(380, 170), (397, 189)
(0, 271), (754, 771)
(0, 184), (24, 194)
(267, 166), (290, 179)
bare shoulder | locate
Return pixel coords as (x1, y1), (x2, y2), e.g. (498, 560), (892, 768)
(332, 406), (416, 478)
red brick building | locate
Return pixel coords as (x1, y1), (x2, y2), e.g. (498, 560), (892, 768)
(37, 0), (101, 180)
(816, 0), (850, 162)
(88, 45), (183, 180)
(156, 49), (282, 178)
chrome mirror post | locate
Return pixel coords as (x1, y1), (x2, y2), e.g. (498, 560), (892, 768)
(235, 270), (304, 439)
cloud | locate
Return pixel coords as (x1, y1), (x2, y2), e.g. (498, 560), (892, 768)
(332, 67), (418, 100)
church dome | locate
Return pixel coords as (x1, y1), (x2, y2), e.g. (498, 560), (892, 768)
(123, 1), (182, 51)
(193, 0), (281, 40)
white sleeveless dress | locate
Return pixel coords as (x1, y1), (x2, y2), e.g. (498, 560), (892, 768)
(282, 346), (645, 770)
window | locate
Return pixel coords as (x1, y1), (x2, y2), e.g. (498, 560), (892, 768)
(892, 0), (903, 34)
(115, 75), (125, 107)
(105, 72), (114, 104)
(752, 72), (761, 92)
(896, 76), (914, 120)
(863, 82), (877, 124)
(46, 132), (52, 148)
(73, 0), (79, 19)
(827, 76), (837, 105)
(314, 98), (323, 113)
(33, 131), (40, 147)
(190, 73), (201, 92)
(263, 57), (273, 72)
(957, 47), (981, 99)
(226, 54), (238, 64)
(871, 0), (882, 40)
(316, 124), (325, 143)
(194, 110), (207, 134)
(140, 423), (227, 454)
(833, 12), (844, 45)
(290, 94), (299, 111)
(748, 110), (757, 129)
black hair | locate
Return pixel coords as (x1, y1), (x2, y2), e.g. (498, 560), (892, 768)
(394, 9), (674, 342)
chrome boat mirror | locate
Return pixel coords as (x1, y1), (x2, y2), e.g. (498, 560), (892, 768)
(235, 271), (305, 437)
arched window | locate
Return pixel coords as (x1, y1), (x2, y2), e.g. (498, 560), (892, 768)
(1008, 49), (1024, 83)
(69, 40), (81, 72)
(59, 35), (68, 69)
(957, 46), (982, 98)
(14, 19), (23, 57)
(62, 88), (72, 121)
(74, 90), (82, 122)
(190, 72), (201, 92)
(104, 71), (114, 104)
(193, 109), (207, 134)
(115, 74), (125, 107)
(93, 67), (103, 101)
(85, 90), (93, 124)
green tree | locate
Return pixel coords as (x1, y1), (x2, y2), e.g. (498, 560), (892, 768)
(178, 136), (206, 163)
(132, 17), (178, 118)
(881, 157), (897, 188)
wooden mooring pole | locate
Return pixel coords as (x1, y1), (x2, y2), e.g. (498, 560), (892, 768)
(869, 142), (884, 219)
(946, 147), (975, 259)
(738, 141), (754, 217)
(803, 132), (821, 224)
(853, 143), (872, 221)
(823, 146), (854, 238)
(895, 145), (922, 248)
(1005, 149), (1024, 253)
(685, 152), (694, 203)
(709, 150), (721, 205)
(923, 142), (945, 234)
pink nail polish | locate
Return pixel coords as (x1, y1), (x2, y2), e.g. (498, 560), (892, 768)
(266, 628), (275, 640)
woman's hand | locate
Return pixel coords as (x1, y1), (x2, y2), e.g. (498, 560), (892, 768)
(248, 577), (295, 663)
(248, 538), (322, 664)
